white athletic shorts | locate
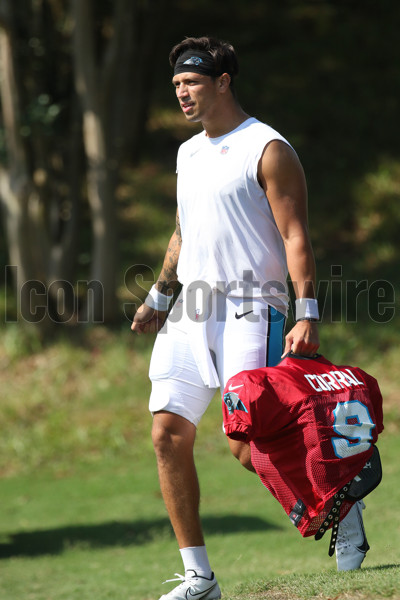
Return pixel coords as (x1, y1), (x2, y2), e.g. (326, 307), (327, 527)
(149, 288), (286, 426)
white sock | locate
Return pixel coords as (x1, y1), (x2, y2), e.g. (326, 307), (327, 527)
(180, 546), (212, 578)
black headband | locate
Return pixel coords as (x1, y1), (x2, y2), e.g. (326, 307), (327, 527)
(173, 50), (222, 77)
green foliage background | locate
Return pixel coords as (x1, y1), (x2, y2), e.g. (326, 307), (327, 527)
(0, 3), (399, 598)
(1, 2), (399, 324)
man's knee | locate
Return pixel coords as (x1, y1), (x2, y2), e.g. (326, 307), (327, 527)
(151, 411), (196, 457)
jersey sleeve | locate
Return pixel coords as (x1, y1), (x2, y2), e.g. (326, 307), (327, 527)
(222, 372), (254, 442)
(222, 369), (279, 442)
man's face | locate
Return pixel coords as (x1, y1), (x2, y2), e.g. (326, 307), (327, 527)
(172, 72), (220, 123)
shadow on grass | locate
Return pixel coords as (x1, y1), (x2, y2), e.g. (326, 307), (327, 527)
(0, 514), (281, 558)
(365, 564), (400, 571)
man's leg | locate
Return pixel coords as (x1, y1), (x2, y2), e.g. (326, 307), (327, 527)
(220, 300), (285, 474)
(152, 410), (204, 548)
(152, 410), (221, 600)
(148, 294), (221, 597)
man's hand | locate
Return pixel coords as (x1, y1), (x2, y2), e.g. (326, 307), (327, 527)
(131, 303), (168, 335)
(283, 320), (319, 357)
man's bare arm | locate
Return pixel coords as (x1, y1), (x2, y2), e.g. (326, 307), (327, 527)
(155, 210), (182, 295)
(131, 210), (182, 334)
(258, 140), (320, 356)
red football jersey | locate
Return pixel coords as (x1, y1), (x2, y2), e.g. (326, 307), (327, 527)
(222, 354), (384, 537)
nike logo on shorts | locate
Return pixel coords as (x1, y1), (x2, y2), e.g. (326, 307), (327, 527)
(235, 310), (252, 319)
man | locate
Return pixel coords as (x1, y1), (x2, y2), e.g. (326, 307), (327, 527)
(222, 352), (383, 568)
(131, 36), (320, 599)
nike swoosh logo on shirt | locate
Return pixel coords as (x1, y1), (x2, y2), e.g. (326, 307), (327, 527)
(235, 310), (252, 319)
(228, 383), (244, 391)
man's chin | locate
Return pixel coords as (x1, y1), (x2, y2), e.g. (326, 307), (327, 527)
(183, 112), (200, 123)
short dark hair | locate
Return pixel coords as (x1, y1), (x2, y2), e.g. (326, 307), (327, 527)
(169, 36), (239, 89)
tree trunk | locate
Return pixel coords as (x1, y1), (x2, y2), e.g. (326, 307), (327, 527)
(1, 0), (169, 330)
(71, 0), (117, 323)
(0, 19), (54, 335)
(109, 0), (169, 161)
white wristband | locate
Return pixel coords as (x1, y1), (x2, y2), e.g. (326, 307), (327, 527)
(295, 298), (319, 321)
(144, 284), (173, 311)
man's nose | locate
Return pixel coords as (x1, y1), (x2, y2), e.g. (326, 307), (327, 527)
(176, 84), (189, 98)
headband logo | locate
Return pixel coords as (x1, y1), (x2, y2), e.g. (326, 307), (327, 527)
(183, 56), (203, 66)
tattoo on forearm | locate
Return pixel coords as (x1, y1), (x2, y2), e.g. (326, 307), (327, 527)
(156, 219), (182, 295)
(175, 212), (182, 242)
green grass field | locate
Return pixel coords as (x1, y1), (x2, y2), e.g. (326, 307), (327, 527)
(0, 322), (399, 600)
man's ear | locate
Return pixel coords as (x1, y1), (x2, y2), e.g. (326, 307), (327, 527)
(218, 73), (231, 93)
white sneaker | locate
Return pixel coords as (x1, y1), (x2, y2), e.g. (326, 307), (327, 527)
(159, 570), (221, 600)
(336, 501), (370, 571)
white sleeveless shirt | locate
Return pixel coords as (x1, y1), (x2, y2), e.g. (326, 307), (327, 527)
(176, 117), (290, 314)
